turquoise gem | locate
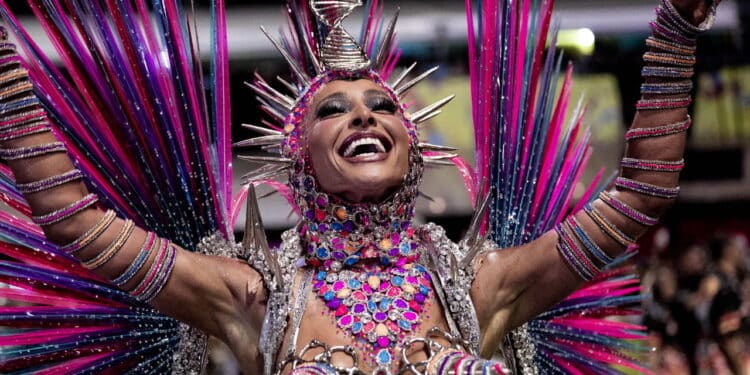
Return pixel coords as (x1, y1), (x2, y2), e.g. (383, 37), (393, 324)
(392, 276), (403, 286)
(323, 291), (335, 301)
(379, 298), (391, 311)
(316, 271), (327, 281)
(398, 320), (412, 331)
(368, 301), (377, 312)
(352, 322), (363, 334)
(316, 248), (329, 258)
(400, 242), (410, 254)
(376, 349), (392, 365)
(420, 285), (429, 295)
(348, 279), (362, 289)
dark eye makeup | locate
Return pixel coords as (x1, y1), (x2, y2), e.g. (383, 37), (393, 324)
(316, 100), (350, 119)
(368, 96), (398, 113)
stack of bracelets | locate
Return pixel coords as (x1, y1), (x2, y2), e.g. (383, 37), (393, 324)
(0, 30), (176, 303)
(554, 0), (707, 282)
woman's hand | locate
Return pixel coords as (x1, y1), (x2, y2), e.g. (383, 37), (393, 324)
(670, 0), (720, 26)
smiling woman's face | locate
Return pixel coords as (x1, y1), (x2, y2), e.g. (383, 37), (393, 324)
(304, 79), (411, 203)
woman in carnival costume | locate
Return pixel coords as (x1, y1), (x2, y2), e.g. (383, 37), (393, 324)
(0, 0), (719, 374)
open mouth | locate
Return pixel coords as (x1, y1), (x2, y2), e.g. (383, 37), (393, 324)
(338, 132), (392, 160)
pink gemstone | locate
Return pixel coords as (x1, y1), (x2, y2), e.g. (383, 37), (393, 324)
(377, 336), (390, 348)
(332, 280), (345, 291)
(403, 311), (417, 322)
(362, 322), (375, 334)
(380, 281), (390, 291)
(409, 301), (422, 312)
(387, 287), (400, 297)
(335, 305), (348, 317)
(318, 285), (330, 295)
(419, 278), (430, 287)
(395, 258), (407, 267)
(352, 291), (367, 301)
(387, 321), (399, 332)
(405, 276), (418, 285)
(363, 284), (372, 294)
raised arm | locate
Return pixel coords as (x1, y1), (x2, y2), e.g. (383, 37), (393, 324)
(0, 34), (264, 346)
(471, 0), (717, 355)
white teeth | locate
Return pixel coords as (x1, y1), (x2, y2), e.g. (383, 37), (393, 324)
(343, 137), (386, 157)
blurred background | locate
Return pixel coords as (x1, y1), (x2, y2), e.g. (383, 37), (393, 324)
(7, 0), (750, 373)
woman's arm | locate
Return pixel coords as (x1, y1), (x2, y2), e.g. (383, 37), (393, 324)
(471, 0), (716, 355)
(0, 36), (264, 344)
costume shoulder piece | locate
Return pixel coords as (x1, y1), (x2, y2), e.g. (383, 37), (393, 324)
(0, 1), (239, 373)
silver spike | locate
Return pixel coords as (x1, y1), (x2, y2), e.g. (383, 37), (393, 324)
(240, 164), (289, 184)
(389, 62), (417, 89)
(449, 252), (458, 281)
(242, 123), (281, 136)
(459, 193), (492, 268)
(242, 185), (283, 291)
(253, 74), (296, 107)
(414, 110), (442, 125)
(418, 142), (458, 152)
(260, 26), (310, 85)
(246, 82), (294, 112)
(419, 190), (436, 202)
(233, 135), (285, 148)
(423, 152), (459, 160)
(238, 155), (293, 164)
(411, 94), (455, 124)
(258, 99), (287, 123)
(277, 76), (300, 96)
(423, 159), (455, 167)
(373, 8), (400, 70)
(395, 66), (439, 97)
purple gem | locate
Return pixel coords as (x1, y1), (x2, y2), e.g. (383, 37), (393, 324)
(394, 299), (408, 309)
(374, 312), (388, 322)
(391, 233), (400, 243)
(414, 294), (425, 304)
(327, 299), (342, 309)
(313, 280), (325, 289)
(332, 251), (346, 260)
(402, 311), (417, 322)
(316, 195), (328, 207)
(338, 314), (353, 327)
(318, 224), (328, 233)
(377, 336), (391, 348)
(343, 220), (356, 232)
(389, 248), (399, 257)
(353, 303), (366, 314)
(401, 221), (410, 230)
(305, 210), (315, 220)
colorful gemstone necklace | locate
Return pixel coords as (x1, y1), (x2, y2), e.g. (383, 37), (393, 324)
(310, 258), (432, 368)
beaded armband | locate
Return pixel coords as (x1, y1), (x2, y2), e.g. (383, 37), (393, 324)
(31, 193), (98, 226)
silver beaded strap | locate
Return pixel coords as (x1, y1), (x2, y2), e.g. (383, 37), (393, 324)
(0, 142), (66, 160)
(17, 169), (84, 194)
(31, 193), (98, 226)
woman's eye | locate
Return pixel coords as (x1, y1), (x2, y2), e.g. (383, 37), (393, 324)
(370, 98), (397, 113)
(316, 102), (349, 119)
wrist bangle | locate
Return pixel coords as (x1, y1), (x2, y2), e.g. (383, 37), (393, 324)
(584, 204), (636, 248)
(112, 233), (160, 286)
(32, 193), (98, 226)
(641, 66), (694, 79)
(636, 97), (692, 110)
(0, 142), (66, 160)
(646, 36), (696, 55)
(641, 81), (693, 95)
(82, 219), (135, 270)
(17, 169), (84, 194)
(643, 51), (695, 67)
(625, 117), (691, 140)
(615, 177), (680, 199)
(599, 191), (660, 227)
(61, 209), (117, 254)
(620, 157), (684, 173)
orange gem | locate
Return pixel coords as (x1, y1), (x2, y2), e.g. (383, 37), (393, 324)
(379, 238), (392, 250)
(335, 207), (347, 220)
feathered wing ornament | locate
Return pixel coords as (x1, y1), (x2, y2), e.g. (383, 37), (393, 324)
(461, 0), (652, 374)
(0, 0), (235, 373)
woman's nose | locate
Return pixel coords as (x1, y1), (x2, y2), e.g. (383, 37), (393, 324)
(351, 105), (376, 127)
